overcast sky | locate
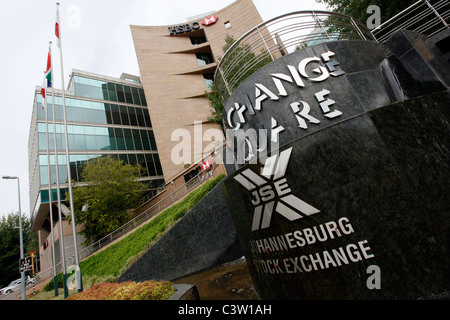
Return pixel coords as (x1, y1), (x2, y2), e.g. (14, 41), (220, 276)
(0, 0), (328, 219)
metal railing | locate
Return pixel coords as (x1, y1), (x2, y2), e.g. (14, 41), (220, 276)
(371, 0), (449, 43)
(214, 1), (449, 103)
(214, 10), (374, 103)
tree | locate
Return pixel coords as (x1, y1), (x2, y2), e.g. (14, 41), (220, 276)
(0, 213), (38, 287)
(205, 83), (225, 129)
(67, 157), (146, 245)
(316, 0), (417, 25)
(206, 35), (273, 130)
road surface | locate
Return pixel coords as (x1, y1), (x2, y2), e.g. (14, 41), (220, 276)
(0, 283), (34, 300)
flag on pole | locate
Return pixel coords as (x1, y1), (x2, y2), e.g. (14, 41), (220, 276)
(41, 45), (52, 110)
(45, 48), (52, 88)
(55, 3), (61, 48)
(40, 78), (47, 110)
(53, 2), (83, 293)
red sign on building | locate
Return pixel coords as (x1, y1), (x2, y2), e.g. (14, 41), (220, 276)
(202, 16), (218, 26)
(201, 160), (212, 171)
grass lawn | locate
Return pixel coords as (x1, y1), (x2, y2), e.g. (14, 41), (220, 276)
(43, 174), (225, 294)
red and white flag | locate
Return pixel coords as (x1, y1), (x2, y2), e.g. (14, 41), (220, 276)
(40, 78), (47, 110)
(55, 3), (61, 48)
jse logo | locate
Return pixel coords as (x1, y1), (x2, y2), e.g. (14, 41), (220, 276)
(234, 148), (320, 231)
(250, 178), (290, 205)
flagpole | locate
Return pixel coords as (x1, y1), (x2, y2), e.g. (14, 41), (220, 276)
(56, 2), (83, 292)
(43, 61), (59, 297)
(49, 41), (69, 298)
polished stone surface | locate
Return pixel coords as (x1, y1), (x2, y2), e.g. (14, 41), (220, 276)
(223, 40), (393, 152)
(224, 91), (450, 299)
(384, 30), (450, 98)
(222, 32), (450, 299)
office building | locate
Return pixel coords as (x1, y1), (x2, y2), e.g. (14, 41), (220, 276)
(28, 0), (265, 279)
(28, 69), (163, 277)
(130, 0), (264, 182)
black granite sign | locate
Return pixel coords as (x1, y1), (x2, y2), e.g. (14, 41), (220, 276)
(222, 36), (450, 299)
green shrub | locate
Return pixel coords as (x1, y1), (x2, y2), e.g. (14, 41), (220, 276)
(43, 269), (75, 292)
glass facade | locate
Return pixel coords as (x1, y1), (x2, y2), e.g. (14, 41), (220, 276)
(31, 71), (164, 209)
(71, 75), (147, 105)
(37, 123), (157, 152)
(38, 152), (162, 185)
(36, 96), (151, 127)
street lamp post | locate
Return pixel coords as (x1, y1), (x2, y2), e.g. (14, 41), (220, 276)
(2, 176), (26, 300)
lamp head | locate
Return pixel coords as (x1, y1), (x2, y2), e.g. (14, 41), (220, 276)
(2, 176), (18, 180)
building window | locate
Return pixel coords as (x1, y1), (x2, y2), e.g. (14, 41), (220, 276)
(190, 36), (207, 45)
(224, 21), (231, 29)
(38, 152), (164, 185)
(37, 97), (152, 128)
(203, 74), (214, 89)
(72, 75), (147, 106)
(196, 53), (214, 66)
(38, 123), (156, 152)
